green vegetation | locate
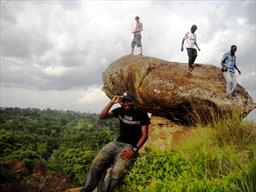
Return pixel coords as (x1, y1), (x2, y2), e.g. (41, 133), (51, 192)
(118, 116), (256, 192)
(0, 107), (255, 191)
(0, 107), (118, 184)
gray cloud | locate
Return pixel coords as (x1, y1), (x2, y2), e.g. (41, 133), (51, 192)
(1, 0), (255, 113)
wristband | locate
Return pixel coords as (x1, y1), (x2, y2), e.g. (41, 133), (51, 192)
(131, 146), (139, 153)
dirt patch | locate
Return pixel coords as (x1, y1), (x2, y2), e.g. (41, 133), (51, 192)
(0, 161), (74, 192)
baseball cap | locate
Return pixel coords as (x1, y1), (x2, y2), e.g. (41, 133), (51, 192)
(122, 91), (134, 102)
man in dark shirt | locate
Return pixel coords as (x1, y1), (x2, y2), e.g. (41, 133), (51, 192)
(80, 91), (150, 192)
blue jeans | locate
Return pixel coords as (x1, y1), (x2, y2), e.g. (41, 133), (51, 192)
(81, 141), (137, 192)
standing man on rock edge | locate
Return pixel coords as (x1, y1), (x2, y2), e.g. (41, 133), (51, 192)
(80, 91), (150, 192)
(131, 16), (143, 56)
(221, 45), (241, 97)
(181, 24), (201, 71)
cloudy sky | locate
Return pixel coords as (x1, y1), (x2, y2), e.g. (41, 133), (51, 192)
(1, 0), (255, 114)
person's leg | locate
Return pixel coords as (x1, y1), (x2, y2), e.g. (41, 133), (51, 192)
(223, 72), (233, 96)
(131, 47), (134, 55)
(186, 48), (193, 70)
(102, 142), (137, 192)
(191, 48), (197, 64)
(132, 34), (141, 55)
(131, 36), (136, 55)
(137, 35), (143, 55)
(97, 167), (112, 192)
(80, 142), (116, 192)
(105, 157), (136, 192)
(139, 46), (143, 55)
(230, 73), (237, 95)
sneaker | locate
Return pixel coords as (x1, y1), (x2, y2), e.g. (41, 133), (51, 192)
(188, 67), (193, 72)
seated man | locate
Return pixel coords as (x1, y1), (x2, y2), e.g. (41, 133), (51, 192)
(80, 91), (150, 192)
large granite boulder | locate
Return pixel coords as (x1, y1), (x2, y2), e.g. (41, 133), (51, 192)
(102, 55), (255, 125)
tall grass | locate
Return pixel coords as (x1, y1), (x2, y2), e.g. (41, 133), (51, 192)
(117, 117), (256, 192)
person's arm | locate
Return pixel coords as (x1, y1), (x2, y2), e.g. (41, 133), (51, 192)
(181, 38), (185, 51)
(134, 125), (149, 149)
(221, 54), (226, 68)
(119, 125), (149, 160)
(221, 53), (228, 72)
(195, 42), (200, 51)
(234, 62), (241, 75)
(99, 95), (121, 120)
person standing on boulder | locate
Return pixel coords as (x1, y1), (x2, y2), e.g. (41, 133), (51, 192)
(131, 16), (143, 55)
(181, 24), (201, 71)
(221, 45), (241, 97)
(80, 91), (150, 192)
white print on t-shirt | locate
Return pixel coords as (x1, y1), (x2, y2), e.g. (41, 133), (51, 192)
(119, 115), (141, 125)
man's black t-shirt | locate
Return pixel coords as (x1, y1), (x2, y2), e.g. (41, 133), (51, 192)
(111, 107), (150, 146)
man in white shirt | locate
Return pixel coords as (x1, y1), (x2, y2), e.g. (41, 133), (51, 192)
(131, 16), (143, 55)
(181, 24), (201, 71)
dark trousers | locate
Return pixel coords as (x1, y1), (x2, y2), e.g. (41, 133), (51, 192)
(186, 48), (197, 68)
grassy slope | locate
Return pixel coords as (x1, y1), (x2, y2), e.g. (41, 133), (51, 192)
(118, 117), (256, 192)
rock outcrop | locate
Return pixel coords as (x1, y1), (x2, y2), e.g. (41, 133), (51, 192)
(102, 55), (255, 125)
(141, 116), (185, 151)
